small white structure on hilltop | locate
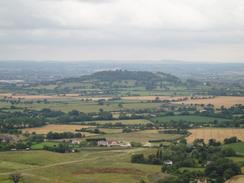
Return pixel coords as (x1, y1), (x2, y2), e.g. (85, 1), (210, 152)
(71, 139), (81, 145)
(143, 142), (152, 147)
(163, 160), (173, 166)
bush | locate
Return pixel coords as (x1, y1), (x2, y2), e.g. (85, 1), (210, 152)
(131, 154), (145, 163)
(131, 141), (142, 147)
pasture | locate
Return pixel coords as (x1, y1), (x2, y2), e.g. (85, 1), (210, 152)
(95, 130), (182, 143)
(152, 115), (228, 123)
(0, 148), (167, 183)
(187, 128), (244, 143)
(84, 119), (152, 125)
(12, 100), (160, 113)
(31, 141), (59, 150)
(225, 142), (244, 154)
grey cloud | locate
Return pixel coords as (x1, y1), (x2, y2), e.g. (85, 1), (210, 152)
(0, 0), (244, 62)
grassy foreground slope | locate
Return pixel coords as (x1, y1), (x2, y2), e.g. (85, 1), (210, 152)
(0, 149), (167, 183)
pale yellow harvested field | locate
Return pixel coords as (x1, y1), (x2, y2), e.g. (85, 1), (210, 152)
(1, 94), (105, 101)
(22, 124), (95, 134)
(3, 94), (244, 107)
(1, 93), (188, 101)
(0, 93), (12, 96)
(226, 175), (244, 183)
(2, 94), (79, 100)
(122, 96), (187, 101)
(176, 96), (244, 107)
(187, 128), (244, 143)
(1, 93), (112, 101)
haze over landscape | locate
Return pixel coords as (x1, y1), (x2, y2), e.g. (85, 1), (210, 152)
(0, 1), (244, 183)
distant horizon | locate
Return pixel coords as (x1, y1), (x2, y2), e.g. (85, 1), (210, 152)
(0, 59), (243, 64)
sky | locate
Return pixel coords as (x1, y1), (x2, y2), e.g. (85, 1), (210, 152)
(0, 0), (244, 62)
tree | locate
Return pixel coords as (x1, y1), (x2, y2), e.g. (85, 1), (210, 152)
(10, 173), (21, 183)
(131, 154), (145, 163)
(224, 137), (239, 144)
(205, 158), (241, 182)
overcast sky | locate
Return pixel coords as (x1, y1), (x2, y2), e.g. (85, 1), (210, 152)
(0, 0), (244, 62)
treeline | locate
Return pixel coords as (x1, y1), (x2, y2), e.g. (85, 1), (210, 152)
(0, 108), (114, 132)
(0, 106), (154, 133)
(46, 132), (83, 139)
(0, 110), (45, 131)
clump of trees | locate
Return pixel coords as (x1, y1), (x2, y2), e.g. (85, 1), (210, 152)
(224, 136), (241, 144)
(131, 138), (241, 183)
(43, 143), (74, 153)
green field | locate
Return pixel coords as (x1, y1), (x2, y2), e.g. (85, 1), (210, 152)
(225, 142), (244, 155)
(0, 149), (168, 183)
(0, 100), (161, 113)
(152, 115), (229, 123)
(31, 142), (59, 150)
(93, 130), (182, 143)
(84, 119), (152, 125)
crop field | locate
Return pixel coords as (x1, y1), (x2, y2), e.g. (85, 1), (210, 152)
(0, 149), (168, 183)
(0, 93), (81, 100)
(152, 115), (228, 123)
(226, 175), (244, 183)
(95, 130), (182, 143)
(22, 124), (96, 134)
(176, 96), (244, 108)
(187, 128), (244, 143)
(122, 96), (187, 101)
(99, 128), (123, 134)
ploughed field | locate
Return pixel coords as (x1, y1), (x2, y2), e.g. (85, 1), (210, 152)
(187, 128), (244, 143)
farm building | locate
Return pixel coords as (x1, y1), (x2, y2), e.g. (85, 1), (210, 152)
(97, 140), (131, 147)
(97, 140), (108, 146)
(0, 134), (16, 143)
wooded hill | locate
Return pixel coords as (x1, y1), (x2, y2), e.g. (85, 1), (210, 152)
(54, 70), (183, 93)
